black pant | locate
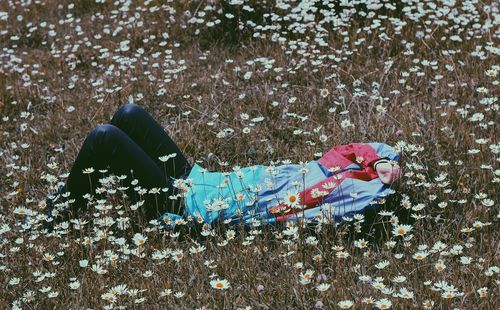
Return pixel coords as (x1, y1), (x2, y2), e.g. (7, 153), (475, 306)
(64, 103), (192, 221)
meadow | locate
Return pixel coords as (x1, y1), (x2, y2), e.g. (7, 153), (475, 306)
(0, 0), (498, 309)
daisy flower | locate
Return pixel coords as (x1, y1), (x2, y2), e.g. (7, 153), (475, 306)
(354, 238), (368, 249)
(441, 291), (462, 299)
(477, 287), (488, 298)
(434, 260), (446, 272)
(396, 288), (414, 299)
(336, 251), (350, 259)
(485, 69), (497, 77)
(412, 251), (429, 260)
(422, 300), (435, 309)
(174, 291), (185, 298)
(132, 233), (147, 247)
(374, 298), (392, 309)
(337, 300), (354, 309)
(210, 278), (230, 290)
(392, 224), (412, 237)
(82, 167), (95, 174)
(284, 190), (300, 208)
(300, 269), (315, 283)
(316, 283), (330, 292)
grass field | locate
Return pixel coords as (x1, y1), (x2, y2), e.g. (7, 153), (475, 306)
(0, 0), (498, 309)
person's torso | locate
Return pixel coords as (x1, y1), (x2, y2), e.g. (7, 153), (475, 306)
(183, 160), (377, 225)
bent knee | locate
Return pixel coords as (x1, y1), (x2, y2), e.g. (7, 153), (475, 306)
(90, 124), (121, 142)
(93, 123), (118, 134)
(114, 103), (144, 120)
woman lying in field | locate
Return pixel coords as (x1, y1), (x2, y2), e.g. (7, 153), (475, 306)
(34, 103), (402, 230)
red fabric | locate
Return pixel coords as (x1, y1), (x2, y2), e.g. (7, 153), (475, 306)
(318, 143), (381, 178)
(272, 143), (384, 220)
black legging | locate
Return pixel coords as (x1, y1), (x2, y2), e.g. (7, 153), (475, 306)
(63, 103), (192, 221)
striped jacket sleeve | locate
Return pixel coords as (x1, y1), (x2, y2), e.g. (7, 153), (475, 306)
(299, 143), (400, 209)
(318, 143), (392, 170)
(269, 143), (401, 217)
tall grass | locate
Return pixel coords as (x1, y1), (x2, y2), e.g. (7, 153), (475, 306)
(0, 0), (498, 308)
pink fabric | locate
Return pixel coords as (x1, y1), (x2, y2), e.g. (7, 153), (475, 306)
(270, 143), (385, 219)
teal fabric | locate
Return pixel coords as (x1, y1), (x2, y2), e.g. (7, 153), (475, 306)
(183, 163), (265, 224)
(181, 160), (337, 225)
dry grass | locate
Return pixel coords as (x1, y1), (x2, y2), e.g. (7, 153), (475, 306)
(0, 0), (498, 309)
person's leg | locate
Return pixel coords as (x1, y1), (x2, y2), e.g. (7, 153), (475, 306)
(109, 103), (192, 180)
(64, 124), (181, 222)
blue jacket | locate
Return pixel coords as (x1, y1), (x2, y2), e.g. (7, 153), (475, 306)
(161, 142), (401, 226)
